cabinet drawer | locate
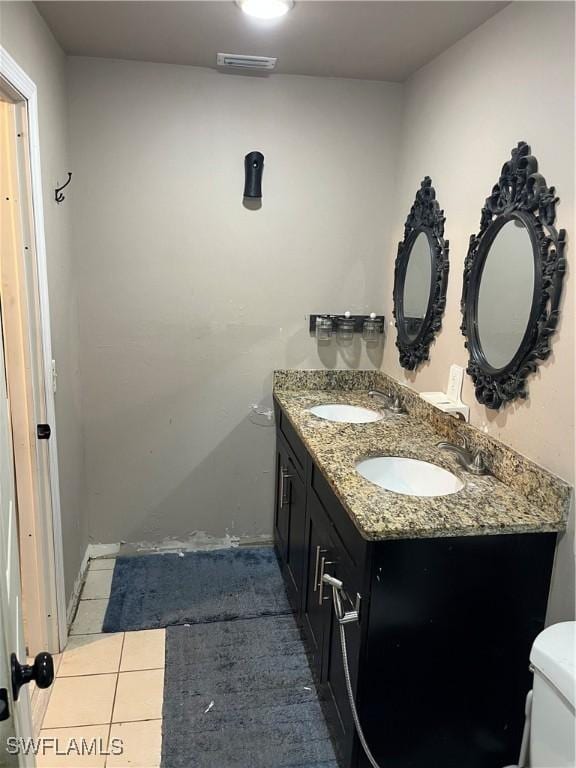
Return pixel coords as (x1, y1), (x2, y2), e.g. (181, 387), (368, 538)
(309, 487), (363, 615)
(276, 430), (302, 482)
(311, 463), (367, 570)
(277, 408), (306, 478)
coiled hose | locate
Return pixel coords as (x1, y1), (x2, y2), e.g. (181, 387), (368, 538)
(337, 605), (384, 768)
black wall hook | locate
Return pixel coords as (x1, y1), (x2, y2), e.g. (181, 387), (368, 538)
(55, 172), (72, 203)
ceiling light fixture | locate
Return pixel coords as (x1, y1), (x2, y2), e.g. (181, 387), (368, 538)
(236, 0), (294, 20)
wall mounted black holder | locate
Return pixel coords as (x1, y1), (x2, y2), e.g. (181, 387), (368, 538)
(309, 314), (385, 334)
(244, 151), (264, 198)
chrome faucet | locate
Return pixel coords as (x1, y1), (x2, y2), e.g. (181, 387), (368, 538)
(368, 388), (405, 414)
(437, 437), (489, 475)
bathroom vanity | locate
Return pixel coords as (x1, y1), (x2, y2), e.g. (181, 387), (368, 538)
(272, 371), (569, 768)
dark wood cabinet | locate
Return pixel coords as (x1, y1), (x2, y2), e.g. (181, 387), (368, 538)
(274, 432), (307, 613)
(273, 401), (557, 768)
(274, 437), (290, 560)
(301, 489), (332, 677)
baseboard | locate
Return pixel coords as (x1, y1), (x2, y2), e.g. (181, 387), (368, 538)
(66, 544), (91, 629)
(121, 533), (273, 556)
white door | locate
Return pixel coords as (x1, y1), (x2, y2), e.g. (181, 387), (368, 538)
(0, 306), (35, 767)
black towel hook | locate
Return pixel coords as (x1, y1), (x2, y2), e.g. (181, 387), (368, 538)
(55, 172), (72, 203)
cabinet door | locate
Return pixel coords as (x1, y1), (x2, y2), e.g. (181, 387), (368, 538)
(323, 577), (361, 764)
(285, 465), (306, 603)
(313, 496), (365, 767)
(274, 440), (291, 562)
(274, 437), (307, 611)
(302, 491), (333, 679)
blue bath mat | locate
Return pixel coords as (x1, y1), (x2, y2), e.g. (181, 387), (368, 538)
(102, 547), (292, 632)
(162, 616), (339, 768)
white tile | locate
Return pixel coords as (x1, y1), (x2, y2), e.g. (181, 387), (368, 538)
(43, 674), (116, 728)
(81, 571), (113, 600)
(88, 558), (116, 571)
(37, 724), (110, 767)
(107, 720), (162, 768)
(112, 670), (164, 723)
(59, 634), (124, 677)
(120, 630), (165, 672)
(70, 600), (109, 635)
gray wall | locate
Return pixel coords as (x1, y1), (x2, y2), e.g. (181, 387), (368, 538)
(0, 2), (87, 601)
(68, 58), (402, 546)
(382, 1), (575, 622)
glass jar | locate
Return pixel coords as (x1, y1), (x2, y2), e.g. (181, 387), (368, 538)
(315, 316), (333, 341)
(337, 314), (355, 342)
(363, 313), (382, 342)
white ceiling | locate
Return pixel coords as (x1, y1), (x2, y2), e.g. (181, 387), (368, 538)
(36, 1), (508, 82)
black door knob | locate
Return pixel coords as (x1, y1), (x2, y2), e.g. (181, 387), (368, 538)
(11, 652), (54, 700)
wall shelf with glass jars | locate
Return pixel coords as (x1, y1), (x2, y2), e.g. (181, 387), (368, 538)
(309, 312), (385, 341)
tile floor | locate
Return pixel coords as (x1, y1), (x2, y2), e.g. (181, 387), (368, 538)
(38, 557), (165, 768)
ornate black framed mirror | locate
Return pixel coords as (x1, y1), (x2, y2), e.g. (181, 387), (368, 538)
(461, 141), (566, 409)
(393, 177), (449, 370)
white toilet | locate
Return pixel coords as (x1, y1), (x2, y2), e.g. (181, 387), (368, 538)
(527, 621), (575, 767)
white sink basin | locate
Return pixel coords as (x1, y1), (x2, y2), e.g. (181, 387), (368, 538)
(308, 404), (383, 424)
(356, 456), (464, 497)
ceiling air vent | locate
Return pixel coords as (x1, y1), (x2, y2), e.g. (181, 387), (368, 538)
(216, 53), (278, 72)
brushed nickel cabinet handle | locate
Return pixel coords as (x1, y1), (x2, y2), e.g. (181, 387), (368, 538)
(279, 466), (294, 509)
(313, 546), (327, 592)
(318, 558), (335, 605)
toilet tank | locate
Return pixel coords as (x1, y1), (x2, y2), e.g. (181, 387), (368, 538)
(529, 622), (575, 767)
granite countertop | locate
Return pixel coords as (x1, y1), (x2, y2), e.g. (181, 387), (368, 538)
(273, 373), (570, 542)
